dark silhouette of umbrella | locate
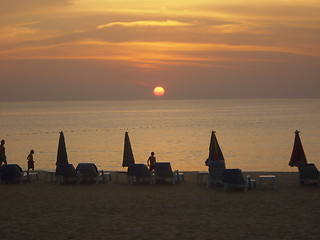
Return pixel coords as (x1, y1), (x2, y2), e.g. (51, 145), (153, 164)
(205, 130), (225, 168)
(56, 131), (68, 166)
(289, 130), (308, 167)
(122, 131), (135, 167)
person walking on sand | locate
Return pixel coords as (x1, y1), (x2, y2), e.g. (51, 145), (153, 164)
(0, 139), (7, 166)
(27, 149), (35, 171)
(147, 152), (156, 171)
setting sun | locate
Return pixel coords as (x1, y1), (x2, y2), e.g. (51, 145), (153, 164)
(153, 86), (165, 96)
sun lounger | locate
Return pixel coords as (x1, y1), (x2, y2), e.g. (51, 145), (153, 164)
(0, 164), (38, 184)
(76, 163), (109, 184)
(206, 161), (225, 188)
(55, 164), (81, 184)
(222, 169), (252, 192)
(298, 163), (320, 186)
(151, 162), (180, 184)
(127, 164), (152, 184)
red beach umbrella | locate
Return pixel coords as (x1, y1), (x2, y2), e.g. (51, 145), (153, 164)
(205, 130), (225, 168)
(122, 131), (135, 167)
(56, 131), (69, 165)
(288, 130), (308, 167)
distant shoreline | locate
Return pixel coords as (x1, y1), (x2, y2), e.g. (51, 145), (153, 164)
(1, 97), (320, 103)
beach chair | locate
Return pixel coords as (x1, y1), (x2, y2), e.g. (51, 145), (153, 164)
(222, 169), (251, 192)
(127, 164), (152, 184)
(0, 164), (37, 184)
(76, 163), (109, 184)
(151, 162), (180, 185)
(55, 164), (81, 184)
(206, 161), (225, 188)
(298, 163), (320, 186)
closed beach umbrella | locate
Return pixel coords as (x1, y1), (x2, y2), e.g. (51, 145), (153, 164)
(122, 131), (135, 167)
(289, 130), (307, 167)
(205, 130), (225, 168)
(56, 131), (68, 165)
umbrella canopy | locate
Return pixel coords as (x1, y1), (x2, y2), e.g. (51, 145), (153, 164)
(122, 131), (135, 167)
(205, 130), (225, 167)
(56, 131), (69, 166)
(289, 130), (308, 167)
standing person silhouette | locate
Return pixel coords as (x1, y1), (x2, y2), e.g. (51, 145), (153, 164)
(147, 152), (156, 171)
(27, 149), (35, 171)
(0, 139), (7, 166)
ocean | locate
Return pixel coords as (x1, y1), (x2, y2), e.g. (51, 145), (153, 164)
(1, 99), (320, 172)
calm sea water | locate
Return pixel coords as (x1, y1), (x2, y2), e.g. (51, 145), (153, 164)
(1, 99), (320, 172)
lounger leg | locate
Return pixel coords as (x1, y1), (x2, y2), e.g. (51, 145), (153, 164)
(179, 173), (184, 183)
(104, 173), (111, 182)
(20, 171), (30, 184)
(172, 176), (177, 185)
(173, 170), (178, 184)
(100, 171), (105, 184)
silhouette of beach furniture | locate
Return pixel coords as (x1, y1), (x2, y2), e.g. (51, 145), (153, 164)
(298, 163), (320, 186)
(151, 162), (181, 184)
(289, 130), (307, 167)
(122, 131), (135, 167)
(56, 132), (69, 165)
(206, 160), (225, 188)
(55, 164), (81, 184)
(196, 172), (208, 184)
(76, 163), (110, 184)
(115, 171), (127, 183)
(222, 169), (253, 192)
(0, 164), (38, 184)
(258, 175), (276, 190)
(205, 131), (226, 168)
(127, 164), (152, 184)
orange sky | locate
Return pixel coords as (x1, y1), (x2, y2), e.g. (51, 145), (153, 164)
(0, 0), (319, 100)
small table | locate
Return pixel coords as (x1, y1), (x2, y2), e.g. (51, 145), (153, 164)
(197, 172), (208, 184)
(178, 172), (185, 183)
(46, 171), (56, 182)
(259, 175), (276, 190)
(29, 172), (39, 182)
(115, 171), (127, 183)
(102, 172), (112, 182)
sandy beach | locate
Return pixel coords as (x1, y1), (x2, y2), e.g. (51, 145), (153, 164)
(1, 171), (320, 240)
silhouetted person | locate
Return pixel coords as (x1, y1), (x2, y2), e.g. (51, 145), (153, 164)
(0, 139), (7, 166)
(147, 152), (156, 171)
(27, 149), (35, 171)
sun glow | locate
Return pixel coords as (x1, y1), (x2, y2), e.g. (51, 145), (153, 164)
(153, 86), (165, 96)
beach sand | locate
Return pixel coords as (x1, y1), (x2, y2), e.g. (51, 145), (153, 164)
(1, 171), (320, 240)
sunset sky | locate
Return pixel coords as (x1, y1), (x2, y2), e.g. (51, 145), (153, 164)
(1, 0), (319, 101)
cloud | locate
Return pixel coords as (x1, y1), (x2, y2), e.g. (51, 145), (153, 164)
(1, 0), (320, 100)
(97, 20), (194, 29)
(0, 0), (71, 15)
(1, 39), (309, 74)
